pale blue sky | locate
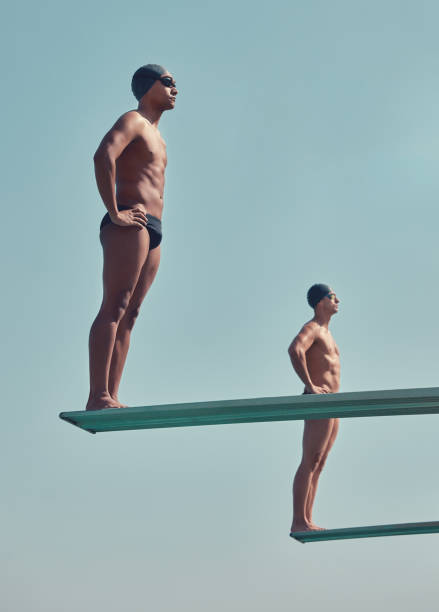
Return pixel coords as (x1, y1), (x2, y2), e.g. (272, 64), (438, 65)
(2, 1), (439, 610)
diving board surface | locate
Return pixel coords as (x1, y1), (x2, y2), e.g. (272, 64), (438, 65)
(59, 386), (439, 434)
(290, 521), (439, 543)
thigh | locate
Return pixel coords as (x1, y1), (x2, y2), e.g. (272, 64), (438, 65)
(301, 418), (335, 463)
(127, 245), (161, 310)
(100, 224), (150, 301)
(323, 418), (339, 456)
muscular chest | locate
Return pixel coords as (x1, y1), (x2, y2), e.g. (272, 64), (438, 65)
(120, 130), (167, 168)
(309, 333), (339, 361)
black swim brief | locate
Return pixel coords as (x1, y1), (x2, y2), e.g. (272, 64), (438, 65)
(100, 206), (162, 250)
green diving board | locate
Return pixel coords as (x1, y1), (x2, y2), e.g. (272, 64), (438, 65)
(59, 386), (439, 434)
(290, 521), (439, 543)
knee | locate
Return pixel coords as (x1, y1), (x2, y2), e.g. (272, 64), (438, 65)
(123, 304), (141, 330)
(101, 290), (132, 323)
(314, 450), (330, 474)
(315, 458), (327, 474)
(309, 452), (325, 473)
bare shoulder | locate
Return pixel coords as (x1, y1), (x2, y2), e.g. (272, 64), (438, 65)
(299, 320), (320, 338)
(112, 110), (149, 132)
(289, 319), (320, 352)
(101, 111), (151, 150)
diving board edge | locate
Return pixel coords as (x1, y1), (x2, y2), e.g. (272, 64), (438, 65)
(290, 520), (439, 543)
(59, 387), (439, 434)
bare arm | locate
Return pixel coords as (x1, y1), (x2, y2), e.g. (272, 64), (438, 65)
(288, 323), (328, 394)
(93, 112), (147, 227)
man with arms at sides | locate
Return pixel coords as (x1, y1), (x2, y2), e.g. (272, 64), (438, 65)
(86, 64), (178, 411)
(288, 284), (340, 532)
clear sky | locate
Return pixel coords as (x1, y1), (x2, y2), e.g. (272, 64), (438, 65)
(2, 1), (439, 610)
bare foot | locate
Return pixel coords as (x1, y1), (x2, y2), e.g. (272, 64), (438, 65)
(86, 392), (121, 411)
(290, 520), (314, 533)
(291, 520), (326, 533)
(109, 395), (128, 408)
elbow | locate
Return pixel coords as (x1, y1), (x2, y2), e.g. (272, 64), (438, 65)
(93, 147), (112, 167)
(288, 345), (302, 362)
(93, 148), (104, 163)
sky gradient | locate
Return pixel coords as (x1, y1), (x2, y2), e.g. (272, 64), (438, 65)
(2, 1), (439, 610)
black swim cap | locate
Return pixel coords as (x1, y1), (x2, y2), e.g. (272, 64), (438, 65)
(307, 284), (332, 308)
(131, 64), (167, 101)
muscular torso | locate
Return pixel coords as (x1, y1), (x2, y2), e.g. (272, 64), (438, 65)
(116, 116), (167, 219)
(305, 325), (340, 392)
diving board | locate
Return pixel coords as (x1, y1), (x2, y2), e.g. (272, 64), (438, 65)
(290, 521), (439, 543)
(59, 386), (439, 434)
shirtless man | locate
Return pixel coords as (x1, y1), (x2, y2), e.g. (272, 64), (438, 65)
(288, 283), (340, 532)
(86, 64), (178, 411)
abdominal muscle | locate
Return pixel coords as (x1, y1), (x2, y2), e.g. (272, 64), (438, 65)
(116, 178), (164, 220)
(116, 160), (164, 219)
(307, 357), (340, 393)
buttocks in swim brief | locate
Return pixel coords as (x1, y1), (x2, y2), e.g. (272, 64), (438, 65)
(100, 206), (162, 250)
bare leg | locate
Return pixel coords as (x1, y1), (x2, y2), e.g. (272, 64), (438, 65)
(291, 418), (335, 532)
(305, 418), (339, 528)
(86, 224), (150, 410)
(108, 246), (161, 405)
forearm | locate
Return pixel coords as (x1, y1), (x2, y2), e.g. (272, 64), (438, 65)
(94, 152), (119, 220)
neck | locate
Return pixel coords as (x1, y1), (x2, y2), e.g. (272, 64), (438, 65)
(313, 312), (331, 328)
(137, 101), (163, 126)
